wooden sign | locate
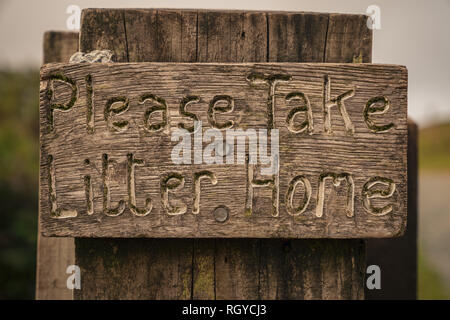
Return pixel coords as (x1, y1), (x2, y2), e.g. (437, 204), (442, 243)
(39, 62), (407, 238)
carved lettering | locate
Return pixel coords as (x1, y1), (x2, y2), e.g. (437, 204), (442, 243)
(285, 91), (313, 134)
(83, 159), (93, 215)
(104, 96), (129, 132)
(45, 74), (77, 132)
(102, 154), (126, 216)
(316, 172), (354, 218)
(364, 96), (394, 132)
(85, 74), (94, 133)
(193, 171), (218, 214)
(47, 155), (77, 218)
(323, 75), (355, 134)
(179, 96), (200, 133)
(127, 153), (152, 216)
(362, 176), (396, 216)
(140, 94), (169, 133)
(161, 172), (187, 215)
(246, 73), (291, 130)
(285, 175), (312, 216)
(245, 153), (279, 217)
(208, 95), (234, 129)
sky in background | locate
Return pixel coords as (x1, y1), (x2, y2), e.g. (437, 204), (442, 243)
(0, 0), (449, 126)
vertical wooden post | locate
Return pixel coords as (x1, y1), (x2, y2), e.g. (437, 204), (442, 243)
(42, 32), (79, 65)
(366, 120), (418, 299)
(74, 9), (372, 300)
(75, 9), (198, 300)
(36, 31), (78, 300)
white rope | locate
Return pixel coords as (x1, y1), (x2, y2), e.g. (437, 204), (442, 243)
(69, 50), (114, 63)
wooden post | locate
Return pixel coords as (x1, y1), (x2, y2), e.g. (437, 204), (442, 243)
(366, 120), (418, 299)
(69, 9), (373, 299)
(43, 32), (79, 64)
(36, 31), (78, 300)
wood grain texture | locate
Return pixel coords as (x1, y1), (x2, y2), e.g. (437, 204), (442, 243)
(259, 239), (365, 299)
(124, 9), (198, 63)
(268, 12), (328, 62)
(43, 31), (79, 64)
(39, 62), (407, 238)
(36, 31), (78, 300)
(365, 120), (417, 299)
(79, 9), (128, 62)
(70, 8), (376, 299)
(325, 14), (372, 63)
(76, 9), (197, 300)
(197, 13), (267, 299)
(198, 11), (267, 62)
(215, 10), (370, 300)
(73, 238), (192, 299)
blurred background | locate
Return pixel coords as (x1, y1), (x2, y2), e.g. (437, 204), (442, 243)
(0, 0), (448, 299)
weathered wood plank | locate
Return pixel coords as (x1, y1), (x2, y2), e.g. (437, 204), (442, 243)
(36, 31), (78, 300)
(39, 62), (407, 239)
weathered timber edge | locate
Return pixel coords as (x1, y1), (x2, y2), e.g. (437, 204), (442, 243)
(36, 31), (78, 300)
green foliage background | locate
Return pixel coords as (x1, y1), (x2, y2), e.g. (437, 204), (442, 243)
(419, 123), (450, 172)
(417, 122), (450, 299)
(0, 70), (39, 299)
